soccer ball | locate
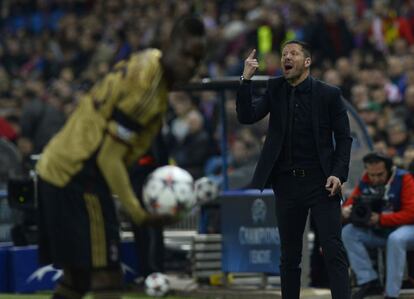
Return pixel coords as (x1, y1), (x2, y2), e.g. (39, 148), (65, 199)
(194, 176), (220, 205)
(143, 165), (195, 216)
(144, 272), (170, 297)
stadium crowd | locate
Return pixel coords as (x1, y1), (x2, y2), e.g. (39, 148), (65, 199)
(0, 0), (414, 296)
(0, 0), (414, 183)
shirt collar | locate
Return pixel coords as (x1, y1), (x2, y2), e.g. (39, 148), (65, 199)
(287, 75), (311, 94)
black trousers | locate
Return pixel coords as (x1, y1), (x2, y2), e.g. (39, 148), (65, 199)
(271, 168), (350, 299)
(132, 224), (164, 276)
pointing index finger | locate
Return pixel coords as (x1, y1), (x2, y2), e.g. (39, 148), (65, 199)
(247, 49), (256, 59)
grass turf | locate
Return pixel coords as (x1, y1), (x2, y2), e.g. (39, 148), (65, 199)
(0, 294), (194, 299)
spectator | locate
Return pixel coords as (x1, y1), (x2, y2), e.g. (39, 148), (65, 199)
(342, 152), (414, 299)
(311, 4), (354, 65)
(351, 84), (370, 107)
(19, 86), (66, 156)
(403, 85), (414, 131)
(206, 130), (260, 190)
(335, 57), (356, 100)
(169, 109), (211, 179)
(402, 146), (414, 170)
(0, 116), (17, 142)
(385, 120), (411, 157)
(356, 101), (381, 126)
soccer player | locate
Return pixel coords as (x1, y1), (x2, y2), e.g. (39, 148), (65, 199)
(36, 16), (206, 299)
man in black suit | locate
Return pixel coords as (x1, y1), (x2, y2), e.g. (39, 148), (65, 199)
(236, 40), (352, 299)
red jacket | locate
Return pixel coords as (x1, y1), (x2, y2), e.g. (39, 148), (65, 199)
(343, 171), (414, 227)
(0, 117), (17, 141)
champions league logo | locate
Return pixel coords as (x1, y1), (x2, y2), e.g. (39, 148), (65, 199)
(26, 263), (135, 284)
(251, 198), (266, 224)
(26, 265), (63, 283)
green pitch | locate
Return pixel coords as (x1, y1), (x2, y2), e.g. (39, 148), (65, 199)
(0, 294), (194, 299)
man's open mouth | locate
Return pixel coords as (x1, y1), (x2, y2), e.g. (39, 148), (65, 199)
(284, 64), (293, 71)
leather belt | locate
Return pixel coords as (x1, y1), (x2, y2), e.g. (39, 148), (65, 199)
(291, 169), (306, 177)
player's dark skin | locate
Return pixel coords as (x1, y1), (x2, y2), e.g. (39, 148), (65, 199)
(142, 35), (206, 227)
(161, 35), (206, 87)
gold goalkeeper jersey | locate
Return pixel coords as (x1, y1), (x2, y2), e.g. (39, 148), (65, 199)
(37, 49), (168, 187)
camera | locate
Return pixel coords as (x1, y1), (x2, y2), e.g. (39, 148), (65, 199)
(6, 170), (38, 246)
(7, 171), (37, 211)
(350, 186), (385, 227)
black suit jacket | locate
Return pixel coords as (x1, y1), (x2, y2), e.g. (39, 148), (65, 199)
(236, 76), (352, 190)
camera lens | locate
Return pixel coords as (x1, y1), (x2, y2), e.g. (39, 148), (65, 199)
(354, 205), (367, 217)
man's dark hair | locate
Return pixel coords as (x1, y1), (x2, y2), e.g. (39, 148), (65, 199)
(363, 152), (393, 172)
(282, 40), (311, 58)
(170, 15), (206, 38)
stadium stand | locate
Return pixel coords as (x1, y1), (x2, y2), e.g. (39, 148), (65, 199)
(0, 0), (414, 296)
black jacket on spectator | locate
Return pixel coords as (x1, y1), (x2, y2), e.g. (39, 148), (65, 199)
(170, 130), (211, 180)
(236, 76), (352, 190)
(20, 99), (65, 154)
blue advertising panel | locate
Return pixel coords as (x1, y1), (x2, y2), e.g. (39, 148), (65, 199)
(9, 245), (59, 293)
(221, 189), (280, 274)
(5, 240), (139, 293)
(120, 239), (140, 283)
(0, 243), (12, 292)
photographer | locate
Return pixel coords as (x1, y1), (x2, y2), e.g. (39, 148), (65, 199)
(342, 152), (414, 299)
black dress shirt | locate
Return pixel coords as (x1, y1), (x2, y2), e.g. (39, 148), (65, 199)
(275, 76), (319, 172)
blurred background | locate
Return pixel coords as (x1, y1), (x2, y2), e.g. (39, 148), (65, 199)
(1, 0), (414, 188)
(0, 0), (414, 295)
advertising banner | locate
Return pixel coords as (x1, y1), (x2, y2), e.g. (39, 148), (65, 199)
(221, 190), (280, 274)
(0, 243), (12, 292)
(3, 240), (139, 293)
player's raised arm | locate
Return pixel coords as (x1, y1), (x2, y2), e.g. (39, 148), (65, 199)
(96, 131), (178, 226)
